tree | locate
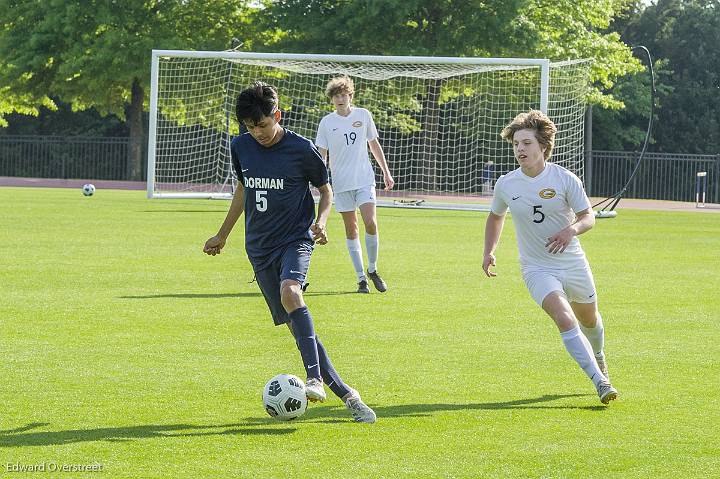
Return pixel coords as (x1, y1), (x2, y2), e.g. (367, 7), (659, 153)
(261, 0), (644, 107)
(0, 0), (259, 179)
(263, 0), (525, 57)
(0, 88), (56, 128)
(591, 58), (671, 151)
(642, 0), (720, 153)
(595, 0), (720, 154)
(1, 98), (128, 137)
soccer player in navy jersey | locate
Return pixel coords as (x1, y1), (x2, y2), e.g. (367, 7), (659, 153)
(203, 82), (376, 423)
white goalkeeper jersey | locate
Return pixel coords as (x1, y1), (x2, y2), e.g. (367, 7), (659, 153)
(491, 162), (592, 269)
(315, 107), (378, 193)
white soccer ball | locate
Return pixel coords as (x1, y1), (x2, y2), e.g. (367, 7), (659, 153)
(262, 373), (307, 421)
(82, 184), (96, 196)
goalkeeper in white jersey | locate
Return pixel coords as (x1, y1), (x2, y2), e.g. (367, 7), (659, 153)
(315, 75), (395, 294)
(483, 110), (618, 405)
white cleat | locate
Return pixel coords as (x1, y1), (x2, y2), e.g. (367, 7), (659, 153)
(343, 390), (376, 423)
(596, 380), (618, 405)
(305, 377), (326, 403)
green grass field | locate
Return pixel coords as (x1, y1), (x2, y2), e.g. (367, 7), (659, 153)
(1, 187), (719, 478)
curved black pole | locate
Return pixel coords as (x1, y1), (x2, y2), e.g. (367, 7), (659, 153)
(594, 45), (656, 212)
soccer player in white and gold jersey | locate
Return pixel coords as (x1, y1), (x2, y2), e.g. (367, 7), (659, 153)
(315, 75), (394, 294)
(483, 110), (618, 405)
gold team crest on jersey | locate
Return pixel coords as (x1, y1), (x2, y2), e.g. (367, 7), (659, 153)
(352, 120), (363, 128)
(538, 188), (556, 199)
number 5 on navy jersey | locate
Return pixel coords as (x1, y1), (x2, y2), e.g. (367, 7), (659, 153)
(256, 190), (268, 212)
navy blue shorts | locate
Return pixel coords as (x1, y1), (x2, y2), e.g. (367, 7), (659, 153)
(254, 240), (313, 326)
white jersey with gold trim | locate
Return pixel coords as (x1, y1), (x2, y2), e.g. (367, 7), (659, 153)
(491, 162), (591, 269)
(315, 107), (378, 193)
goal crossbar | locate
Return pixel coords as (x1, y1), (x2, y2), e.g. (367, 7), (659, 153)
(150, 50), (551, 67)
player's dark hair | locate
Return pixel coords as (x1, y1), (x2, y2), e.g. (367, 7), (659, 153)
(235, 81), (279, 124)
(501, 110), (557, 160)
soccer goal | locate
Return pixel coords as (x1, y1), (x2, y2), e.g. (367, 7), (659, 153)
(147, 50), (591, 209)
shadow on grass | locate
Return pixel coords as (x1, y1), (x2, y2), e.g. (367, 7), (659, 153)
(119, 290), (357, 299)
(303, 291), (358, 296)
(119, 292), (262, 299)
(379, 212), (480, 219)
(0, 423), (295, 448)
(141, 209), (230, 213)
(247, 393), (606, 424)
(4, 395), (607, 446)
(367, 394), (608, 418)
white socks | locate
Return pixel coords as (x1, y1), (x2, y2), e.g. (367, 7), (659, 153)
(346, 238), (365, 281)
(347, 233), (379, 279)
(579, 315), (605, 360)
(560, 326), (604, 387)
(365, 233), (379, 273)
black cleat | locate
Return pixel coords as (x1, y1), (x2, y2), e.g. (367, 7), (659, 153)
(301, 282), (310, 292)
(367, 270), (387, 292)
(357, 279), (370, 294)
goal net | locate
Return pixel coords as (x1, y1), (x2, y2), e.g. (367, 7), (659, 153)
(148, 51), (591, 209)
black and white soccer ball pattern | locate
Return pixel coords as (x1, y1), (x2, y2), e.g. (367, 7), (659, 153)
(262, 373), (307, 420)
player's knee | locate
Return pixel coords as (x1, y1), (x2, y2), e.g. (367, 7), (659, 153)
(364, 221), (378, 235)
(280, 280), (304, 311)
(542, 292), (576, 329)
(574, 299), (599, 319)
(345, 226), (359, 240)
(553, 314), (578, 332)
(576, 308), (599, 328)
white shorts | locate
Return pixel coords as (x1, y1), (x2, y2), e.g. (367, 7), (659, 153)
(334, 185), (376, 213)
(522, 265), (598, 306)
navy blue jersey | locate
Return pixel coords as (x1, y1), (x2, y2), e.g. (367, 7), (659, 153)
(230, 129), (329, 270)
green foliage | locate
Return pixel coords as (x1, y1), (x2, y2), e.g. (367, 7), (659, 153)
(0, 98), (127, 136)
(637, 0), (720, 153)
(1, 0), (649, 139)
(593, 0), (720, 154)
(262, 0), (643, 107)
(592, 58), (673, 151)
(263, 0), (524, 57)
(0, 85), (56, 127)
(518, 0), (644, 109)
(0, 0), (259, 123)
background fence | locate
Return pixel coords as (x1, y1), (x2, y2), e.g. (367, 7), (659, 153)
(1, 136), (718, 203)
(588, 151), (719, 203)
(0, 136), (145, 181)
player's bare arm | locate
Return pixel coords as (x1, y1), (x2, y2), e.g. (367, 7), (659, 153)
(310, 183), (333, 245)
(204, 185), (245, 255)
(545, 207), (595, 254)
(483, 212), (506, 277)
(317, 146), (329, 169)
(368, 139), (394, 190)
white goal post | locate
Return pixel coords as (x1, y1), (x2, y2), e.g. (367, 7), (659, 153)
(147, 50), (590, 209)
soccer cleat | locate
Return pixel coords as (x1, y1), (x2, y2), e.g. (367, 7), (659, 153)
(596, 380), (618, 405)
(301, 282), (310, 292)
(305, 377), (326, 403)
(357, 279), (370, 294)
(596, 354), (609, 379)
(367, 270), (387, 292)
(343, 391), (376, 423)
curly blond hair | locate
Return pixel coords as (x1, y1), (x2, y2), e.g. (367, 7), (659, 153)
(501, 110), (557, 160)
(325, 75), (355, 99)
